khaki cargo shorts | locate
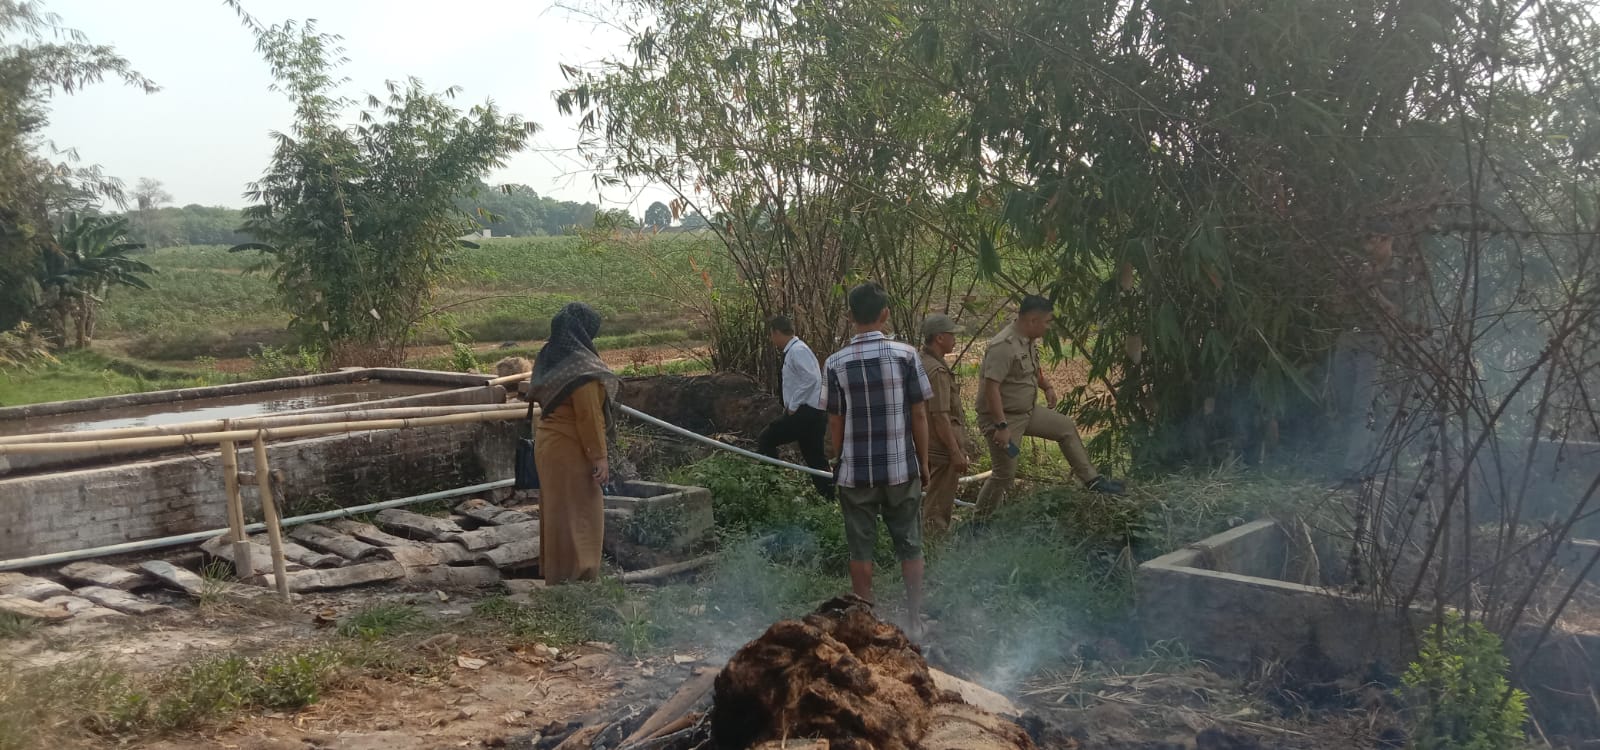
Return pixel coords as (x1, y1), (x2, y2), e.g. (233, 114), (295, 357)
(836, 481), (923, 562)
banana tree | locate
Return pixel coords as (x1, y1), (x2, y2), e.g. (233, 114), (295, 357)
(36, 213), (153, 349)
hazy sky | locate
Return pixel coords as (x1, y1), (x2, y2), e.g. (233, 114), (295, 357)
(43, 0), (672, 211)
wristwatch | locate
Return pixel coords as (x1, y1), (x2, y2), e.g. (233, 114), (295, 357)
(994, 421), (1008, 429)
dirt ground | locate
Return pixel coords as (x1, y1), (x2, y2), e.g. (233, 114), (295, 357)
(1, 580), (1413, 750)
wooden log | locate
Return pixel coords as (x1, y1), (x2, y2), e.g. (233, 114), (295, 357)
(256, 561), (407, 593)
(446, 521), (539, 551)
(751, 742), (828, 750)
(622, 667), (719, 746)
(221, 439), (253, 580)
(456, 498), (537, 527)
(385, 542), (475, 568)
(58, 562), (146, 591)
(619, 555), (716, 584)
(0, 573), (71, 601)
(326, 519), (424, 548)
(277, 540), (345, 569)
(139, 560), (207, 597)
(289, 524), (383, 561)
(929, 669), (1022, 718)
(74, 586), (170, 616)
(38, 595), (124, 621)
(0, 595), (72, 622)
(200, 535), (305, 576)
(374, 509), (464, 541)
(252, 434), (291, 601)
(404, 564), (502, 589)
(475, 539), (541, 569)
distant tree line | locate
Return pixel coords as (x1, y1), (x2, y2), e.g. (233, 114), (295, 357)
(114, 180), (627, 248)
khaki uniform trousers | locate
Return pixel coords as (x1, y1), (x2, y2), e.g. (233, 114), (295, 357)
(974, 406), (1095, 519)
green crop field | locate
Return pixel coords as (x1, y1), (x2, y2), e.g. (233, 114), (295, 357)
(95, 234), (726, 362)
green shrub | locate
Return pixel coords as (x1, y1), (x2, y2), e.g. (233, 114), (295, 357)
(1400, 616), (1528, 750)
(245, 344), (322, 379)
(337, 604), (426, 641)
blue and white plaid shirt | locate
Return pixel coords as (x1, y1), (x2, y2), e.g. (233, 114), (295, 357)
(822, 331), (932, 488)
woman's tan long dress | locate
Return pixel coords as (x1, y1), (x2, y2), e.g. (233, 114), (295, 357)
(534, 380), (607, 583)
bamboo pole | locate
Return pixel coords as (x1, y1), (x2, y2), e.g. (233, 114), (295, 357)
(219, 439), (253, 580)
(487, 370), (533, 386)
(252, 433), (289, 601)
(0, 403), (522, 446)
(0, 408), (528, 456)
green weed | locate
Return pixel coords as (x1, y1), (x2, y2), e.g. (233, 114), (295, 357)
(337, 604), (426, 641)
(0, 615), (39, 641)
(472, 581), (626, 646)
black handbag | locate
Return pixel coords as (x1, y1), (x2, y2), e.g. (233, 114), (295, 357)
(514, 401), (540, 490)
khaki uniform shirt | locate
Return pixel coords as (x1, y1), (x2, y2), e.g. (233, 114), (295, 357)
(977, 323), (1039, 424)
(920, 348), (974, 457)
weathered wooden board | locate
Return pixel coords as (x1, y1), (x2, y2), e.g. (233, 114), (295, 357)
(475, 539), (540, 569)
(404, 564), (502, 589)
(74, 586), (171, 616)
(200, 536), (306, 575)
(327, 519), (425, 548)
(374, 509), (463, 541)
(446, 522), (539, 552)
(278, 539), (346, 569)
(930, 668), (1021, 718)
(139, 561), (207, 596)
(289, 524), (383, 561)
(38, 595), (124, 621)
(0, 595), (72, 622)
(456, 498), (538, 527)
(385, 542), (475, 568)
(57, 562), (146, 591)
(257, 561), (407, 592)
(0, 574), (71, 601)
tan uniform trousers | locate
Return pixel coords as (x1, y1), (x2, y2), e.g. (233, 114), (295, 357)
(974, 406), (1096, 519)
(923, 445), (966, 537)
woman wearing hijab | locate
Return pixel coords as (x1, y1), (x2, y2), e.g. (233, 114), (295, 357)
(528, 303), (619, 583)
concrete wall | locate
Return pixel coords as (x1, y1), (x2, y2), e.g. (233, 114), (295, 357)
(0, 421), (518, 559)
(1138, 519), (1600, 739)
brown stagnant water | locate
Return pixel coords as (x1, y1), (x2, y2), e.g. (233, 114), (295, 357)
(0, 382), (439, 436)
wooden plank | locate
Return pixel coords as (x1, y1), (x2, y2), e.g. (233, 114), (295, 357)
(74, 586), (171, 616)
(326, 519), (424, 548)
(0, 595), (72, 622)
(456, 498), (538, 527)
(289, 523), (383, 561)
(38, 595), (124, 621)
(0, 574), (71, 601)
(139, 560), (207, 597)
(621, 667), (719, 746)
(385, 542), (475, 568)
(475, 539), (540, 569)
(619, 555), (715, 583)
(374, 509), (464, 541)
(58, 562), (146, 592)
(277, 539), (345, 569)
(930, 669), (1021, 718)
(256, 561), (406, 593)
(446, 521), (539, 551)
(200, 535), (306, 576)
(404, 564), (502, 589)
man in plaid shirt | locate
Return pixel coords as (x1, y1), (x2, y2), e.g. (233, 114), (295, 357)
(823, 282), (933, 638)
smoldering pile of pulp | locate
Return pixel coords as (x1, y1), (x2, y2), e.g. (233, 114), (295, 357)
(710, 596), (1036, 750)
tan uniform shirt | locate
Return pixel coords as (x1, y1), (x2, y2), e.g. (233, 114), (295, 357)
(920, 348), (974, 457)
(977, 323), (1039, 424)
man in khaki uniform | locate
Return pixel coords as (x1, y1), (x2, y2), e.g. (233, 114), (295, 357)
(976, 296), (1123, 519)
(918, 314), (977, 536)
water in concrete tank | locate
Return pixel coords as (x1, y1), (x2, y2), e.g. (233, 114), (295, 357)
(1, 382), (439, 436)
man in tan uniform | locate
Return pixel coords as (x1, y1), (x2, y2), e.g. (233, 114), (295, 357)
(918, 314), (977, 536)
(976, 296), (1123, 519)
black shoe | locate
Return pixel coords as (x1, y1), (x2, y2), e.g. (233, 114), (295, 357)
(1085, 476), (1125, 495)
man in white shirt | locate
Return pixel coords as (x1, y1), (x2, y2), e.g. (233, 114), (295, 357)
(759, 316), (834, 499)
